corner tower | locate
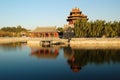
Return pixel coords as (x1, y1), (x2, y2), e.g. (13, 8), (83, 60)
(66, 8), (88, 28)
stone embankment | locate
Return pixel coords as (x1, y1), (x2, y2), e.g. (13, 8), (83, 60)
(1, 37), (120, 49)
(0, 37), (29, 44)
(70, 38), (120, 49)
(27, 38), (68, 46)
(0, 37), (68, 45)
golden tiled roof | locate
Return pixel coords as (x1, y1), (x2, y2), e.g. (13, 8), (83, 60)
(72, 8), (81, 12)
(67, 8), (88, 21)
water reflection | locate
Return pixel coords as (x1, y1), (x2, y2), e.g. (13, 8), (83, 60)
(63, 46), (120, 72)
(0, 43), (120, 80)
(0, 42), (26, 51)
(29, 45), (120, 73)
(30, 47), (59, 59)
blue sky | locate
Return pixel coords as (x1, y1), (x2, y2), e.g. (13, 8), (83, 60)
(0, 0), (120, 29)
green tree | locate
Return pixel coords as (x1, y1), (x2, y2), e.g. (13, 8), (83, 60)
(57, 27), (64, 32)
(74, 19), (120, 38)
(74, 19), (88, 37)
(0, 25), (28, 37)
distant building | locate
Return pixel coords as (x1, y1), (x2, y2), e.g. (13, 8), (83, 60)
(30, 26), (58, 38)
(20, 31), (28, 37)
(66, 8), (88, 28)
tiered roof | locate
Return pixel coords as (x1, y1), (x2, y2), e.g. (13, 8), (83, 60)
(67, 8), (88, 22)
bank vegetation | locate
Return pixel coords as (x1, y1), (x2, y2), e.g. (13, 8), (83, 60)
(0, 25), (29, 37)
(74, 20), (120, 38)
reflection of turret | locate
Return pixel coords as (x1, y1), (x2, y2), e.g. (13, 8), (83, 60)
(63, 46), (82, 72)
(31, 48), (59, 59)
(63, 46), (120, 72)
(63, 46), (74, 58)
(67, 57), (82, 72)
(71, 64), (82, 72)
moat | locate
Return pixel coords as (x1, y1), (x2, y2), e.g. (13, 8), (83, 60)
(0, 43), (120, 80)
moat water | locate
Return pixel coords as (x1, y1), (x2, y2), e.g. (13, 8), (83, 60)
(0, 43), (120, 80)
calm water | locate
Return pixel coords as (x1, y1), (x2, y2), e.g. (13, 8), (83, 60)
(0, 43), (120, 80)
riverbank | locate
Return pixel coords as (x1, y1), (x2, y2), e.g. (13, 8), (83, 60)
(0, 37), (68, 45)
(0, 37), (120, 49)
(70, 38), (120, 49)
(0, 37), (29, 44)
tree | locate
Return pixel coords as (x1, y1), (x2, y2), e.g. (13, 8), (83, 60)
(0, 25), (28, 37)
(74, 19), (88, 37)
(74, 19), (120, 38)
(63, 27), (75, 39)
(57, 27), (64, 32)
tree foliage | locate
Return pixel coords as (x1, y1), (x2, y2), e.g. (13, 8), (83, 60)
(0, 30), (13, 37)
(0, 25), (28, 37)
(57, 27), (64, 32)
(63, 27), (75, 39)
(1, 25), (27, 33)
(74, 19), (120, 37)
